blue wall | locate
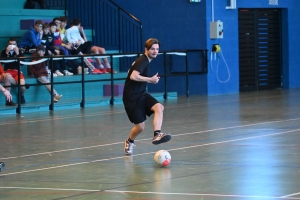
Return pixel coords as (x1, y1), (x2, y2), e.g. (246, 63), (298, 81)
(113, 0), (300, 95)
(206, 0), (300, 95)
(113, 0), (208, 95)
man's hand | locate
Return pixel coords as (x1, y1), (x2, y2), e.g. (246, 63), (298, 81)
(2, 90), (12, 102)
(13, 46), (19, 55)
(150, 73), (160, 84)
(65, 43), (72, 50)
(76, 40), (82, 46)
(55, 49), (60, 55)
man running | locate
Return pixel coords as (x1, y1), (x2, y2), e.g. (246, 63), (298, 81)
(123, 38), (171, 155)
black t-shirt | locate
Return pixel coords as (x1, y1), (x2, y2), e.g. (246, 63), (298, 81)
(0, 49), (24, 70)
(123, 54), (150, 102)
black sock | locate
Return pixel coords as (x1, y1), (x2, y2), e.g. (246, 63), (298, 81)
(128, 138), (134, 143)
(154, 130), (161, 137)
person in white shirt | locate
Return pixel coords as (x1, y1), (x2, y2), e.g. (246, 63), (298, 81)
(65, 18), (103, 74)
(66, 18), (92, 55)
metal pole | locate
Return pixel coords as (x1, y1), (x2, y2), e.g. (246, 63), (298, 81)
(16, 57), (21, 114)
(110, 55), (114, 105)
(80, 56), (85, 108)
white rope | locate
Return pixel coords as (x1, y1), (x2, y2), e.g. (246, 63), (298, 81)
(1, 58), (48, 65)
(0, 51), (189, 66)
(112, 54), (139, 58)
(0, 60), (17, 63)
(165, 52), (187, 56)
(20, 58), (48, 65)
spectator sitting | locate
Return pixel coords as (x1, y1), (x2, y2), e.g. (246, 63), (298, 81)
(56, 16), (70, 45)
(66, 18), (102, 74)
(79, 25), (116, 74)
(0, 63), (17, 106)
(19, 20), (43, 52)
(52, 18), (86, 75)
(44, 22), (73, 76)
(30, 45), (62, 102)
(0, 38), (28, 105)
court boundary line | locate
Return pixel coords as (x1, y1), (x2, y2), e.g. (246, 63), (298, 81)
(0, 187), (299, 199)
(1, 117), (300, 160)
(0, 128), (299, 177)
(281, 192), (300, 198)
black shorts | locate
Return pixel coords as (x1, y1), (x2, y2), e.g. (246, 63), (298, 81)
(123, 93), (159, 124)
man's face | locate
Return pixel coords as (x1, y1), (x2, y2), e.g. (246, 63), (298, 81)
(145, 44), (159, 60)
(43, 27), (50, 34)
(8, 40), (17, 50)
(50, 25), (57, 33)
(61, 21), (67, 28)
(54, 20), (61, 28)
(34, 24), (43, 32)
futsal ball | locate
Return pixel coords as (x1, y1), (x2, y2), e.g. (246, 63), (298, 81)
(154, 150), (171, 167)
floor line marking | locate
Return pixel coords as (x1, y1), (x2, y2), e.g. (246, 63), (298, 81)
(0, 187), (299, 199)
(0, 128), (299, 177)
(1, 117), (300, 160)
(281, 192), (300, 198)
(106, 190), (300, 199)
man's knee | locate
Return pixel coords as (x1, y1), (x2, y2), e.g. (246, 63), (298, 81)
(152, 103), (164, 112)
(135, 122), (145, 132)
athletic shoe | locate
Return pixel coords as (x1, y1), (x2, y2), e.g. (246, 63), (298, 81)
(107, 68), (117, 73)
(54, 94), (62, 102)
(92, 68), (103, 74)
(124, 139), (135, 155)
(63, 70), (73, 76)
(55, 70), (64, 76)
(100, 68), (108, 73)
(0, 162), (5, 172)
(6, 100), (16, 106)
(152, 133), (172, 145)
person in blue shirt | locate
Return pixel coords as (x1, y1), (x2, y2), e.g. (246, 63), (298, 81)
(19, 20), (43, 52)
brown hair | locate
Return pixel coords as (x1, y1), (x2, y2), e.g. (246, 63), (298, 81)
(8, 37), (17, 43)
(72, 18), (81, 26)
(49, 22), (57, 28)
(60, 16), (68, 22)
(43, 23), (50, 29)
(144, 38), (160, 50)
(35, 20), (43, 25)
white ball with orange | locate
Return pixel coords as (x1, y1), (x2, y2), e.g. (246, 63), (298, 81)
(154, 150), (171, 167)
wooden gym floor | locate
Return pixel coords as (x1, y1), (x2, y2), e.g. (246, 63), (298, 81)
(0, 88), (300, 200)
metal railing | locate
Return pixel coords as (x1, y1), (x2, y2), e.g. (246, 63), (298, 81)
(0, 50), (207, 114)
(65, 0), (142, 52)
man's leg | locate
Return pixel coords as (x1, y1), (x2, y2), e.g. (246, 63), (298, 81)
(10, 77), (26, 104)
(124, 122), (145, 155)
(151, 103), (172, 145)
(151, 103), (164, 131)
(37, 76), (62, 102)
(2, 74), (16, 106)
(129, 122), (145, 140)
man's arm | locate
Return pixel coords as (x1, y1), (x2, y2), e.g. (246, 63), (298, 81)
(130, 70), (160, 84)
(28, 31), (41, 47)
